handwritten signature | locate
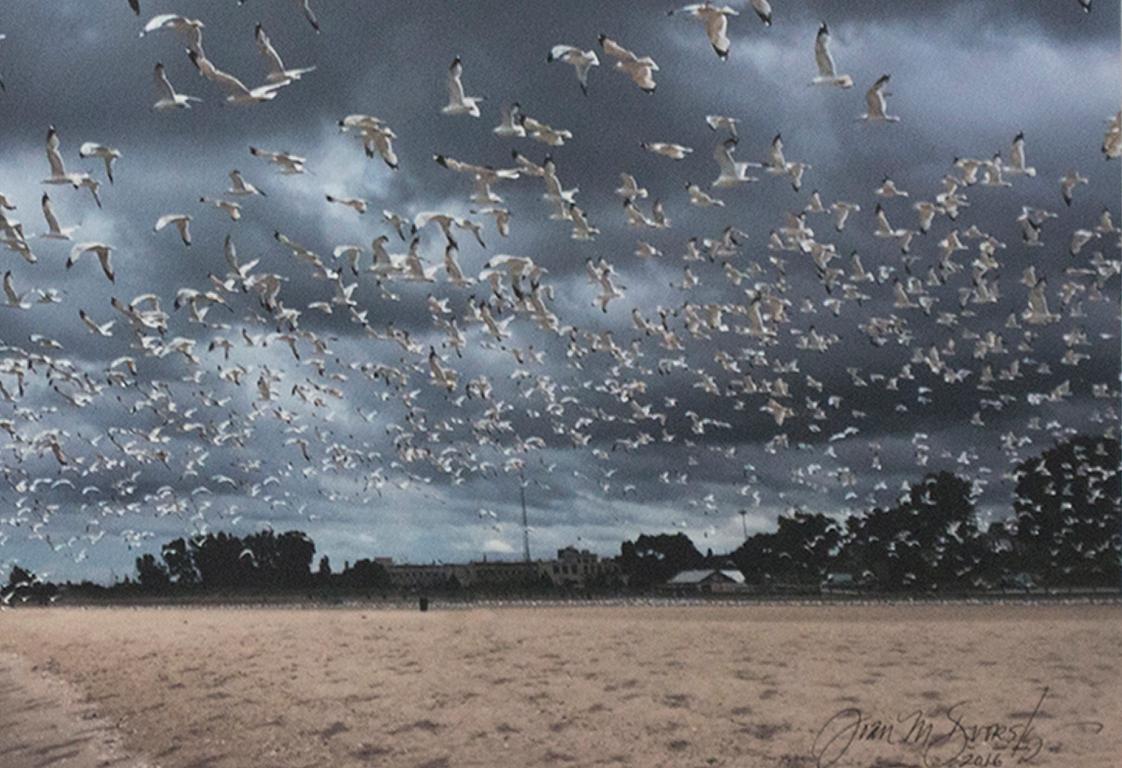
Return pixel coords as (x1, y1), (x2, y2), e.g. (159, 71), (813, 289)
(810, 688), (1104, 767)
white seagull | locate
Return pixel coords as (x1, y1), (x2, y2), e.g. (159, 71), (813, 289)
(811, 23), (853, 88)
(547, 45), (599, 95)
(227, 170), (266, 197)
(668, 3), (740, 60)
(67, 242), (115, 282)
(188, 50), (290, 105)
(2, 271), (32, 310)
(255, 24), (315, 83)
(42, 126), (83, 186)
(598, 35), (658, 92)
(860, 74), (899, 123)
(749, 0), (773, 26)
(37, 194), (78, 240)
(78, 143), (122, 184)
(712, 137), (758, 188)
(1059, 170), (1088, 207)
(443, 57), (483, 117)
(155, 213), (192, 246)
(250, 146), (307, 174)
(140, 14), (205, 54)
(1006, 132), (1036, 177)
(152, 63), (200, 110)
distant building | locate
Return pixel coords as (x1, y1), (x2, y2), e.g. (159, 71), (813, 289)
(662, 569), (747, 594)
(387, 562), (471, 591)
(470, 558), (541, 588)
(546, 547), (621, 588)
(381, 547), (620, 592)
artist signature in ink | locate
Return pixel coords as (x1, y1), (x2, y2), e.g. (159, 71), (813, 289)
(810, 688), (1104, 767)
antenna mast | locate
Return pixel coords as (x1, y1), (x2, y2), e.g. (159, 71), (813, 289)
(520, 464), (531, 565)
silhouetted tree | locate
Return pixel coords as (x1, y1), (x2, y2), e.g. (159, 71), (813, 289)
(839, 472), (982, 591)
(620, 533), (705, 589)
(191, 532), (249, 588)
(135, 553), (170, 592)
(1012, 436), (1121, 587)
(161, 538), (199, 586)
(3, 565), (57, 605)
(272, 531), (316, 587)
(316, 556), (332, 585)
(733, 511), (841, 587)
(338, 558), (390, 590)
(6, 564), (33, 590)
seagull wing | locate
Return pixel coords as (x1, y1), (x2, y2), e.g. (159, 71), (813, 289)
(814, 26), (836, 77)
(154, 63), (177, 100)
(46, 127), (66, 177)
(2, 271), (20, 305)
(41, 194), (62, 232)
(549, 44), (580, 61)
(143, 14), (185, 33)
(447, 59), (467, 105)
(599, 36), (637, 63)
(301, 0), (321, 33)
(714, 138), (739, 176)
(866, 75), (889, 118)
(255, 24), (287, 77)
(767, 135), (785, 168)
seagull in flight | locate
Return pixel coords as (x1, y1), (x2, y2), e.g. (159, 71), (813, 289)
(1006, 132), (1036, 177)
(256, 24), (315, 83)
(668, 3), (740, 60)
(443, 57), (483, 117)
(749, 0), (773, 26)
(598, 35), (658, 92)
(140, 13), (205, 54)
(812, 23), (853, 88)
(42, 126), (85, 186)
(860, 74), (900, 123)
(188, 50), (291, 105)
(155, 213), (192, 246)
(1059, 170), (1088, 207)
(2, 271), (32, 309)
(79, 143), (122, 184)
(227, 170), (266, 197)
(67, 242), (115, 283)
(37, 194), (78, 240)
(152, 63), (200, 110)
(712, 137), (758, 188)
(547, 45), (599, 95)
(250, 146), (307, 174)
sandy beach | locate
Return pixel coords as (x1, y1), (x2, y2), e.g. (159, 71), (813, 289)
(0, 603), (1118, 767)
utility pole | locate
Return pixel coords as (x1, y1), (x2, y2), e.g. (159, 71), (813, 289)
(520, 465), (531, 566)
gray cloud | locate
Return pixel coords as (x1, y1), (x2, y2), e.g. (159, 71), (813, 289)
(0, 0), (1118, 582)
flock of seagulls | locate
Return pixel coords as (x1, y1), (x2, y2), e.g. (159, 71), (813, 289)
(0, 2), (1117, 577)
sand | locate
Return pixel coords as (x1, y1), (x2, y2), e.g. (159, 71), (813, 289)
(0, 602), (1118, 767)
(0, 651), (148, 768)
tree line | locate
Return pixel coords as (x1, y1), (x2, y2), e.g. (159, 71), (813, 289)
(2, 435), (1118, 604)
(620, 436), (1120, 593)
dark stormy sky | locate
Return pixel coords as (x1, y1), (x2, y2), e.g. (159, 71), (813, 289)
(0, 0), (1118, 582)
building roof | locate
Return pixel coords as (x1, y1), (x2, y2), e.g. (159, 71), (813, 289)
(667, 569), (746, 585)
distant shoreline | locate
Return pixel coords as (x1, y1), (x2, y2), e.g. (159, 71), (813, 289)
(12, 590), (1120, 611)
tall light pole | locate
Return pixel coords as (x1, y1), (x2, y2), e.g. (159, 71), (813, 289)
(520, 464), (531, 566)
